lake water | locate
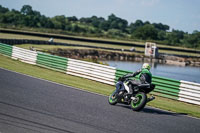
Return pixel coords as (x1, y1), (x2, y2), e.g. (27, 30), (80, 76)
(104, 61), (200, 83)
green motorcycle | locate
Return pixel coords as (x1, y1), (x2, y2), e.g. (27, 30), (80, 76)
(108, 77), (155, 111)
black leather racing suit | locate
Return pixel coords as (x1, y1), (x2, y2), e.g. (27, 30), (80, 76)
(123, 68), (152, 94)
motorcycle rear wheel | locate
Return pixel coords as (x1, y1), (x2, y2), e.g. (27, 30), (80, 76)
(130, 92), (147, 111)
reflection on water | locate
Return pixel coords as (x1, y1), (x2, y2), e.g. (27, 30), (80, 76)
(105, 61), (200, 83)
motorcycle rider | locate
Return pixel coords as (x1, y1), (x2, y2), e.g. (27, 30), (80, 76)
(123, 63), (152, 85)
(116, 63), (153, 97)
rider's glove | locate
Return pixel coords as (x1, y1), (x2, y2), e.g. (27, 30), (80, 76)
(118, 76), (125, 81)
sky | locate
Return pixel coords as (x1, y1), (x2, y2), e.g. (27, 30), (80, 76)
(1, 0), (200, 33)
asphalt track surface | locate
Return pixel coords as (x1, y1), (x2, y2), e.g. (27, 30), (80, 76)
(0, 68), (200, 133)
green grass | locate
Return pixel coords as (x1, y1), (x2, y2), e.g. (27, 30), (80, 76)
(1, 32), (200, 56)
(17, 44), (200, 57)
(1, 27), (199, 50)
(0, 55), (114, 95)
(0, 54), (200, 118)
(16, 44), (143, 56)
(0, 32), (135, 50)
(16, 44), (92, 51)
(159, 49), (200, 56)
(148, 96), (200, 117)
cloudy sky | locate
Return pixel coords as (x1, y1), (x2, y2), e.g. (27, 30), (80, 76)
(1, 0), (200, 33)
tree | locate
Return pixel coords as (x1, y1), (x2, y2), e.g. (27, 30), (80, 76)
(134, 20), (144, 27)
(20, 5), (33, 15)
(108, 14), (117, 22)
(144, 21), (150, 25)
(99, 21), (110, 31)
(153, 23), (169, 31)
(2, 4), (199, 49)
(166, 29), (184, 45)
(90, 16), (100, 27)
(157, 30), (166, 40)
(128, 20), (144, 33)
(51, 15), (66, 30)
(132, 24), (158, 40)
(128, 23), (136, 33)
(184, 31), (200, 48)
(1, 10), (23, 26)
(67, 16), (78, 22)
(39, 16), (54, 28)
(0, 5), (9, 13)
(107, 29), (125, 38)
(71, 24), (86, 33)
(19, 5), (43, 27)
(107, 14), (128, 31)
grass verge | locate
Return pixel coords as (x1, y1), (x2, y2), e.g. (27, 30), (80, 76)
(0, 54), (200, 118)
(1, 32), (200, 56)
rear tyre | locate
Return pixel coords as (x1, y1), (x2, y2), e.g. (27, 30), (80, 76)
(131, 92), (147, 111)
(108, 91), (118, 105)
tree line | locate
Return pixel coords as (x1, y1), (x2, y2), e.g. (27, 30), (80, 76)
(0, 5), (199, 49)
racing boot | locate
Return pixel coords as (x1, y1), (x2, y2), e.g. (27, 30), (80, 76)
(147, 95), (155, 102)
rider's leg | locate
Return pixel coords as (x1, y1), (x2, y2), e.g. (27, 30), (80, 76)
(127, 80), (141, 95)
(127, 84), (133, 95)
(112, 81), (125, 99)
(115, 81), (124, 93)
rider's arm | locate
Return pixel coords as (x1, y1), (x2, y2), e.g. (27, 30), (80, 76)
(123, 69), (141, 78)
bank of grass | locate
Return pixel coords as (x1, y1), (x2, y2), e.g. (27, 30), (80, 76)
(0, 32), (135, 50)
(1, 28), (199, 51)
(16, 44), (144, 57)
(0, 55), (113, 95)
(0, 54), (200, 118)
(17, 44), (199, 57)
(1, 32), (200, 57)
(148, 96), (200, 117)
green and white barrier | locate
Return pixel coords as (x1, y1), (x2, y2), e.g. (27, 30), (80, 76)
(0, 43), (13, 57)
(36, 52), (68, 73)
(12, 46), (37, 65)
(66, 58), (116, 85)
(179, 81), (200, 105)
(0, 43), (200, 105)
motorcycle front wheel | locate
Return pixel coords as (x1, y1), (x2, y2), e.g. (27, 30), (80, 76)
(108, 90), (118, 105)
(130, 92), (147, 111)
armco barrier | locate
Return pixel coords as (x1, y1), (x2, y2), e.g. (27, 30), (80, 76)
(37, 52), (68, 73)
(0, 43), (13, 57)
(12, 46), (37, 65)
(152, 76), (181, 100)
(179, 81), (200, 105)
(0, 43), (200, 105)
(66, 58), (116, 85)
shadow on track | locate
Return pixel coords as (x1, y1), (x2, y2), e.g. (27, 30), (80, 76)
(142, 107), (188, 116)
(116, 104), (188, 116)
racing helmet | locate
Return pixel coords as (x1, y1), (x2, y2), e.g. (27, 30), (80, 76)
(142, 63), (151, 70)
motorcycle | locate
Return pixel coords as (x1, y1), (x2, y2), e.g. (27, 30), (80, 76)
(108, 77), (155, 111)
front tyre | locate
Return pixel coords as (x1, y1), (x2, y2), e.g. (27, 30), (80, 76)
(108, 91), (118, 105)
(131, 92), (147, 111)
